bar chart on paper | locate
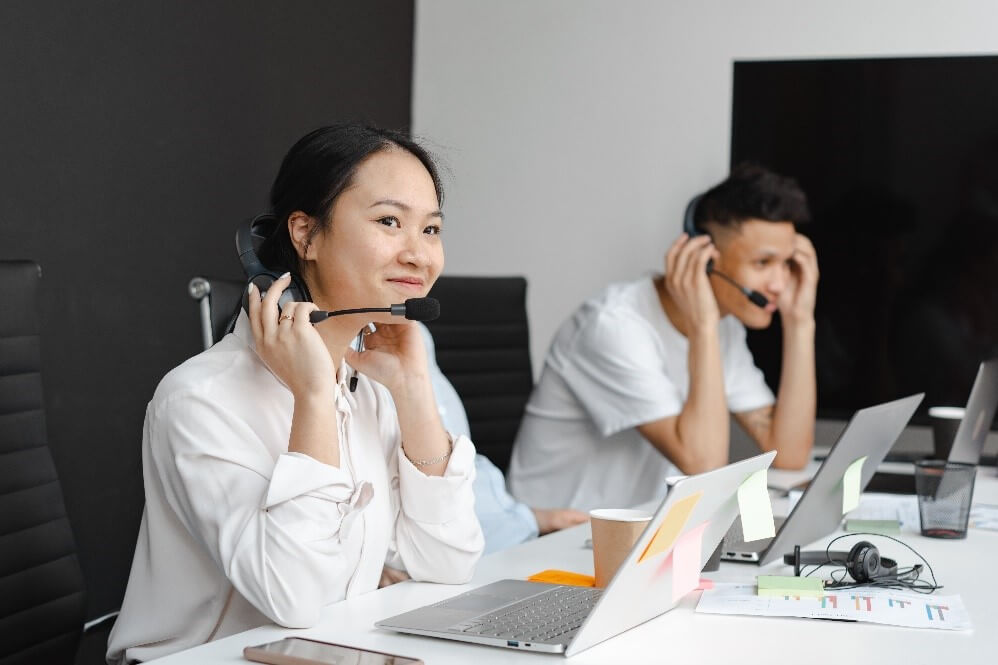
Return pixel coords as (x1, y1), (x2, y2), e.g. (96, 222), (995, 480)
(696, 584), (971, 630)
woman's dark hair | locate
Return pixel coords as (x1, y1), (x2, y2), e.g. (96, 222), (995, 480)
(695, 162), (810, 229)
(257, 123), (444, 293)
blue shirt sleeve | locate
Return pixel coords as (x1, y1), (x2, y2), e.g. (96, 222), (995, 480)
(472, 455), (539, 554)
(419, 323), (539, 553)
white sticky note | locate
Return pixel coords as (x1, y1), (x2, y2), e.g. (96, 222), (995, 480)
(737, 468), (776, 541)
(842, 455), (867, 514)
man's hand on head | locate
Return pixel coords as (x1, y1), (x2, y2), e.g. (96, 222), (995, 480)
(664, 233), (721, 333)
(778, 233), (819, 327)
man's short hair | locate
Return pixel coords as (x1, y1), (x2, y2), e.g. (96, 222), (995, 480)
(694, 162), (811, 231)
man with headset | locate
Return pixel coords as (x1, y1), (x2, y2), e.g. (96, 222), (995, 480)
(508, 163), (819, 511)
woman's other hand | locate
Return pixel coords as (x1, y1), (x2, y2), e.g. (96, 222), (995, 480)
(344, 320), (430, 396)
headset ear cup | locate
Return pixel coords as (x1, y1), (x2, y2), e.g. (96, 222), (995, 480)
(683, 194), (704, 237)
(865, 549), (882, 580)
(273, 272), (311, 313)
(242, 273), (275, 316)
(241, 271), (309, 318)
(846, 541), (876, 583)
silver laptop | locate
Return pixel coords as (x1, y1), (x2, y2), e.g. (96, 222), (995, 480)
(377, 451), (777, 657)
(866, 359), (998, 494)
(721, 393), (923, 566)
(948, 359), (998, 464)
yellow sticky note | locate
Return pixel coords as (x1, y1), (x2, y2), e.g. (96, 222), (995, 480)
(757, 575), (824, 598)
(671, 521), (708, 602)
(737, 468), (775, 541)
(638, 491), (702, 563)
(527, 570), (595, 587)
(842, 455), (867, 514)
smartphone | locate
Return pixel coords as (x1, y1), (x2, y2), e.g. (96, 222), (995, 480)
(243, 637), (424, 665)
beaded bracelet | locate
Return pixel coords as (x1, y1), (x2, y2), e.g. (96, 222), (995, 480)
(406, 436), (454, 467)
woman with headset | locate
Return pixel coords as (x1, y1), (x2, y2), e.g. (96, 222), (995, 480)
(108, 124), (484, 664)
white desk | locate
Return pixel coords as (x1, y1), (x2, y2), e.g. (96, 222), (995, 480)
(151, 469), (998, 665)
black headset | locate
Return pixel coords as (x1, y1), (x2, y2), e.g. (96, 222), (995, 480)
(785, 540), (899, 584)
(843, 541), (899, 583)
(682, 193), (705, 238)
(235, 214), (310, 316)
(681, 193), (769, 309)
(784, 533), (942, 593)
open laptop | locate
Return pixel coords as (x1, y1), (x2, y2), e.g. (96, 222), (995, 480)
(950, 359), (998, 464)
(867, 359), (998, 494)
(721, 393), (923, 566)
(377, 451), (776, 657)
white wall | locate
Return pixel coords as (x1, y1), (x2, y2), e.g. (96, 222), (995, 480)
(412, 0), (998, 370)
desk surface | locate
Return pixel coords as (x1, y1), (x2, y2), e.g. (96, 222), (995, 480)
(151, 467), (998, 665)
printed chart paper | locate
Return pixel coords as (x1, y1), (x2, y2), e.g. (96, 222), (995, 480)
(969, 504), (998, 531)
(697, 583), (971, 631)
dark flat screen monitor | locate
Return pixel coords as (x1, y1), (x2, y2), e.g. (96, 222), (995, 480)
(731, 55), (998, 425)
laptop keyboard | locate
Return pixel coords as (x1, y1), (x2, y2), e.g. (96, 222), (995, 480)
(449, 586), (603, 643)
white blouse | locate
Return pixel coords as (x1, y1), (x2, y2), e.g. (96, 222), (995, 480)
(107, 314), (483, 664)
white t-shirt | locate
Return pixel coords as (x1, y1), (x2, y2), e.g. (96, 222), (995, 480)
(508, 275), (774, 512)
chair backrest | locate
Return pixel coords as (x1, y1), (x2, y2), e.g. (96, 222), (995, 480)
(425, 276), (533, 472)
(187, 274), (534, 471)
(0, 260), (86, 664)
(188, 276), (245, 349)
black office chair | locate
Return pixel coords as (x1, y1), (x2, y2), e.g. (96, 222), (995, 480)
(0, 261), (87, 664)
(425, 276), (533, 472)
(187, 274), (534, 472)
(188, 277), (244, 348)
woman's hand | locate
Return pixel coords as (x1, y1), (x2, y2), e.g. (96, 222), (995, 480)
(664, 233), (721, 333)
(349, 321), (451, 474)
(344, 320), (430, 396)
(247, 274), (337, 399)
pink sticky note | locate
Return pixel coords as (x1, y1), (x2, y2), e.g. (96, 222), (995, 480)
(696, 578), (714, 591)
(671, 521), (708, 602)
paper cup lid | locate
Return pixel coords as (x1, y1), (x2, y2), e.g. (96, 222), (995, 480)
(589, 508), (653, 522)
(928, 406), (965, 419)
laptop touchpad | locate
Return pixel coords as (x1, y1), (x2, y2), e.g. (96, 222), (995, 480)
(443, 592), (532, 613)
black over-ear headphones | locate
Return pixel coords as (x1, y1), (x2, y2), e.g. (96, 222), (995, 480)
(682, 193), (705, 238)
(680, 193), (769, 309)
(235, 214), (310, 316)
(785, 540), (899, 583)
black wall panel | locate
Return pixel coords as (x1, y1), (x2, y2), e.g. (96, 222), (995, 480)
(0, 0), (415, 635)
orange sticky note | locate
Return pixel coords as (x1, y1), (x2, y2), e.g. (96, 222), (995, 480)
(671, 521), (708, 602)
(527, 569), (595, 587)
(638, 491), (702, 563)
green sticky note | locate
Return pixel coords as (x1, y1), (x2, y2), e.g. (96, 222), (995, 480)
(842, 455), (867, 514)
(845, 519), (900, 535)
(737, 468), (775, 541)
(757, 575), (824, 598)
